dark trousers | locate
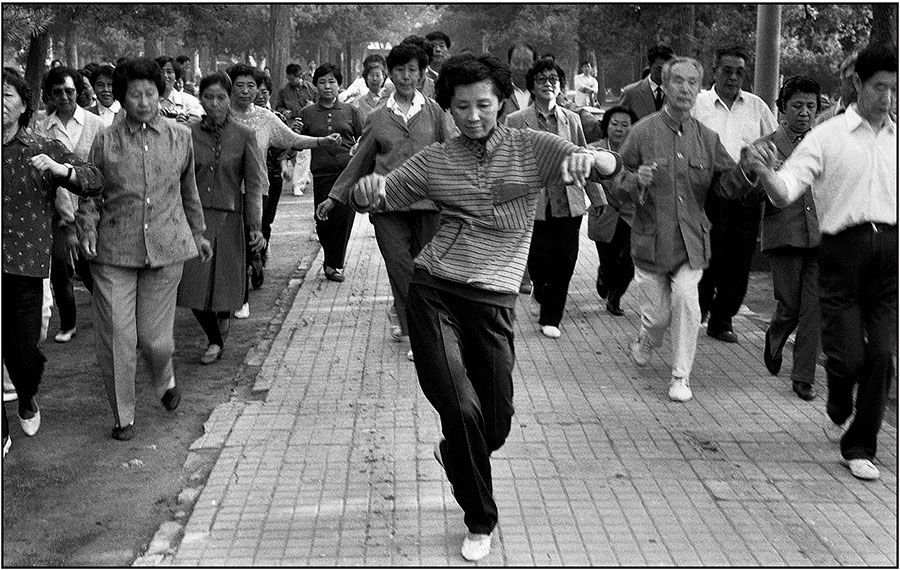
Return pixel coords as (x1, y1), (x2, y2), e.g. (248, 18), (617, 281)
(261, 172), (283, 262)
(765, 247), (820, 385)
(192, 309), (230, 347)
(699, 193), (762, 332)
(50, 228), (77, 331)
(528, 216), (582, 327)
(819, 223), (897, 461)
(313, 173), (356, 269)
(595, 217), (635, 304)
(2, 273), (46, 440)
(408, 282), (515, 534)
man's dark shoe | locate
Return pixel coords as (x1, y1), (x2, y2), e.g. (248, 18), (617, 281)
(161, 386), (181, 411)
(112, 424), (134, 441)
(250, 259), (264, 289)
(764, 334), (782, 376)
(707, 327), (738, 343)
(606, 299), (625, 317)
(793, 382), (815, 401)
(596, 268), (608, 299)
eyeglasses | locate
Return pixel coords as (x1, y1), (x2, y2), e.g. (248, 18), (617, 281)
(51, 87), (77, 98)
(534, 75), (559, 85)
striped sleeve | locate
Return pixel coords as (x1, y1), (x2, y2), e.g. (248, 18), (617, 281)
(382, 145), (434, 210)
(529, 129), (580, 189)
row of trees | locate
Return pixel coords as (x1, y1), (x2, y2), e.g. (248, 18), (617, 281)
(3, 4), (895, 109)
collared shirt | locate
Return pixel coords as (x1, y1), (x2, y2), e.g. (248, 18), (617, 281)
(692, 88), (777, 161)
(77, 115), (205, 268)
(273, 82), (317, 118)
(161, 89), (204, 123)
(361, 124), (620, 299)
(96, 100), (121, 127)
(298, 100), (364, 175)
(573, 73), (598, 108)
(618, 109), (751, 274)
(513, 86), (531, 112)
(3, 129), (104, 277)
(776, 104), (896, 235)
(386, 90), (426, 123)
(43, 105), (86, 152)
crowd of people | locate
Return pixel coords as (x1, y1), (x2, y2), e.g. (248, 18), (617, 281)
(2, 30), (896, 562)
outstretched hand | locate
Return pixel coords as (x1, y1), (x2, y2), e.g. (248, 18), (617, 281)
(352, 174), (386, 213)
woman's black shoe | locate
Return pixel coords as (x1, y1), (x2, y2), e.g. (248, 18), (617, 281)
(606, 299), (625, 317)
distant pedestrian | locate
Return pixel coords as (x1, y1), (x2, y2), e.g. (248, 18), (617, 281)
(156, 55), (203, 124)
(2, 68), (104, 455)
(350, 53), (621, 561)
(76, 58), (212, 442)
(749, 44), (897, 481)
(177, 72), (267, 365)
(87, 65), (121, 127)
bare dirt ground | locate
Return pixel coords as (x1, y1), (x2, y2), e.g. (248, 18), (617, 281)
(2, 193), (318, 566)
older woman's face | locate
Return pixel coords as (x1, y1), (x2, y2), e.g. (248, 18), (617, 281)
(2, 81), (26, 130)
(94, 74), (115, 108)
(200, 82), (230, 123)
(315, 72), (339, 102)
(365, 67), (385, 93)
(161, 62), (177, 92)
(449, 79), (501, 141)
(606, 112), (632, 146)
(255, 83), (270, 107)
(50, 75), (79, 117)
(231, 74), (258, 108)
(390, 62), (419, 99)
(122, 78), (159, 123)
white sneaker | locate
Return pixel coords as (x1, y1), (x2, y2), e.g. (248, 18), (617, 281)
(54, 328), (76, 343)
(630, 331), (653, 367)
(2, 435), (10, 458)
(839, 457), (880, 480)
(2, 389), (17, 403)
(461, 532), (492, 561)
(668, 376), (693, 402)
(407, 350), (414, 361)
(18, 399), (41, 436)
(234, 303), (250, 319)
(823, 419), (846, 443)
(541, 325), (561, 339)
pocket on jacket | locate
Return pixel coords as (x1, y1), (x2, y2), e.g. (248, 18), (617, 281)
(688, 157), (712, 189)
(493, 182), (530, 204)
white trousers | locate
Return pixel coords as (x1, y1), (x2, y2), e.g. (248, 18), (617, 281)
(633, 264), (703, 379)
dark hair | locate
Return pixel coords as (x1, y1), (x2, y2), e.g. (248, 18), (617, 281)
(714, 46), (751, 68)
(2, 68), (34, 128)
(307, 58), (316, 65)
(855, 43), (898, 84)
(647, 45), (675, 65)
(401, 35), (433, 62)
(426, 31), (451, 48)
(42, 66), (85, 100)
(112, 57), (165, 102)
(434, 53), (513, 110)
(226, 63), (259, 85)
(175, 55), (191, 66)
(256, 74), (273, 92)
(386, 43), (427, 72)
(507, 43), (536, 63)
(50, 59), (62, 68)
(114, 56), (131, 69)
(313, 63), (342, 86)
(90, 64), (116, 87)
(599, 105), (638, 138)
(541, 53), (556, 61)
(525, 58), (558, 92)
(198, 71), (233, 97)
(285, 63), (301, 77)
(776, 75), (821, 113)
(580, 60), (592, 68)
(83, 62), (100, 76)
(155, 56), (182, 81)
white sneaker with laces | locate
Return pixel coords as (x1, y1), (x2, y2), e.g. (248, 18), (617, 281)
(541, 325), (561, 339)
(839, 457), (880, 480)
(461, 532), (492, 561)
(234, 303), (250, 319)
(630, 332), (653, 367)
(668, 376), (693, 402)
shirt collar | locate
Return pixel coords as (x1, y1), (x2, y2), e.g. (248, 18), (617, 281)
(4, 127), (34, 146)
(535, 99), (558, 119)
(845, 103), (896, 134)
(100, 100), (121, 114)
(47, 105), (86, 130)
(386, 90), (425, 112)
(125, 113), (164, 134)
(317, 100), (342, 111)
(648, 77), (661, 92)
(460, 123), (508, 159)
(660, 107), (691, 133)
(709, 86), (744, 109)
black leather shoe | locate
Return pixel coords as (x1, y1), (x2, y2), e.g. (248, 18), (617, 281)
(764, 334), (782, 376)
(707, 328), (738, 343)
(792, 381), (816, 401)
(112, 424), (134, 441)
(250, 260), (264, 289)
(161, 386), (181, 411)
(596, 268), (608, 299)
(606, 300), (625, 316)
(324, 266), (345, 282)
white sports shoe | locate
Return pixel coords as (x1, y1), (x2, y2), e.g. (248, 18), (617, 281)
(541, 325), (561, 339)
(839, 457), (880, 480)
(630, 332), (653, 367)
(668, 376), (693, 402)
(461, 532), (492, 561)
(234, 303), (250, 319)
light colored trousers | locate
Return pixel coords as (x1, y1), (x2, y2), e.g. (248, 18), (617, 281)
(633, 264), (703, 379)
(91, 262), (183, 427)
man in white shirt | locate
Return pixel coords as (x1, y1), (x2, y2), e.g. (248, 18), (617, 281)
(748, 44), (896, 482)
(36, 66), (106, 343)
(424, 31), (451, 82)
(692, 46), (777, 344)
(619, 45), (674, 121)
(573, 61), (598, 108)
(87, 65), (121, 127)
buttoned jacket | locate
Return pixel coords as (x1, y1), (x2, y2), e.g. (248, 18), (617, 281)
(619, 78), (657, 121)
(505, 104), (606, 220)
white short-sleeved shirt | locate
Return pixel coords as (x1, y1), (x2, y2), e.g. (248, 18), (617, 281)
(692, 88), (777, 161)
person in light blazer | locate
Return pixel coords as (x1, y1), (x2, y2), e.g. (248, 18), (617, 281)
(505, 58), (607, 339)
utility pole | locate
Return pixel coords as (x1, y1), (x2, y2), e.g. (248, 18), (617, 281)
(753, 4), (781, 114)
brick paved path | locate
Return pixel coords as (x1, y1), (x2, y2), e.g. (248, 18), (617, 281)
(167, 217), (896, 566)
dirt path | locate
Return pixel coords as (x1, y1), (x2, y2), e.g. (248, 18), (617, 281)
(2, 194), (318, 566)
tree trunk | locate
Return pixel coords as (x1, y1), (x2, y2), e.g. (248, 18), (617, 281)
(25, 30), (51, 120)
(64, 24), (78, 68)
(344, 38), (353, 86)
(269, 4), (291, 92)
(871, 4), (898, 48)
